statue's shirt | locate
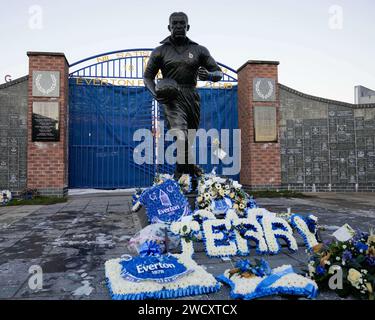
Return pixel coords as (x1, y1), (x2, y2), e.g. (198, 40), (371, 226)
(144, 36), (221, 87)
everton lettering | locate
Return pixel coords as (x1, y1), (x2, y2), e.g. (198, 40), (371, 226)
(136, 262), (176, 274)
(157, 205), (181, 215)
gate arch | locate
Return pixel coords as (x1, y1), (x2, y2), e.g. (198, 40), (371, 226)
(68, 49), (238, 189)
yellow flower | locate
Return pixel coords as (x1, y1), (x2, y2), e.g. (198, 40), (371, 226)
(229, 193), (235, 199)
(366, 282), (373, 294)
(219, 189), (225, 197)
(347, 268), (362, 288)
(197, 196), (203, 203)
(233, 204), (239, 210)
(367, 235), (375, 245)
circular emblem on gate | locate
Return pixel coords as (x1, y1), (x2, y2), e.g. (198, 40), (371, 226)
(35, 74), (57, 95)
(255, 79), (274, 100)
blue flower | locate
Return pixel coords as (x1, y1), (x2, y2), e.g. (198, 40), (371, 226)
(366, 256), (375, 267)
(256, 259), (272, 277)
(355, 242), (369, 253)
(235, 259), (252, 273)
(139, 240), (162, 257)
(342, 250), (353, 262)
(316, 265), (326, 276)
(352, 230), (369, 243)
(247, 197), (258, 209)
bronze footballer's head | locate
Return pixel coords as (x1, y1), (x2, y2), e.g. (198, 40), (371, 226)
(168, 12), (190, 40)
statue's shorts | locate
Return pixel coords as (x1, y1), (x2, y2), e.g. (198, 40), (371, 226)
(163, 86), (200, 132)
(162, 86), (201, 176)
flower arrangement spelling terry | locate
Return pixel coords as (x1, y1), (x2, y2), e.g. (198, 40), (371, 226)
(170, 210), (320, 258)
(217, 258), (319, 300)
(105, 241), (220, 300)
(196, 173), (257, 216)
(307, 229), (375, 300)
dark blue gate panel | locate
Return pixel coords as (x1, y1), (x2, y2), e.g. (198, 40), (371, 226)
(198, 86), (239, 179)
(69, 79), (155, 189)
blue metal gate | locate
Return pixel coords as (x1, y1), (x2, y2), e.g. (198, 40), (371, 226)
(68, 49), (238, 189)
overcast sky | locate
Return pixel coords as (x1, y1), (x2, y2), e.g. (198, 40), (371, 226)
(0, 0), (374, 103)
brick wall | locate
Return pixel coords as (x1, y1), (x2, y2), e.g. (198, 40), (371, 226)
(27, 52), (69, 197)
(237, 60), (281, 189)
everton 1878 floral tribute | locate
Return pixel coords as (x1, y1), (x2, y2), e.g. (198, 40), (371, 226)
(105, 241), (221, 300)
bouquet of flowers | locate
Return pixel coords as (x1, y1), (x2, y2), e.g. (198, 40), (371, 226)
(307, 229), (375, 300)
(229, 258), (272, 279)
(1, 190), (12, 206)
(196, 174), (256, 216)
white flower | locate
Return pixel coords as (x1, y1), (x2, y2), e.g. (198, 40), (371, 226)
(232, 181), (242, 190)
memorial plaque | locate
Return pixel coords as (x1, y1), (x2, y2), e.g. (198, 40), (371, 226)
(253, 78), (276, 102)
(32, 102), (60, 142)
(32, 71), (60, 97)
(254, 106), (277, 142)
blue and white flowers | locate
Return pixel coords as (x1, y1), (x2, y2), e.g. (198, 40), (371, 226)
(196, 174), (255, 216)
(1, 190), (12, 206)
(171, 212), (319, 258)
(105, 253), (221, 300)
(217, 259), (319, 300)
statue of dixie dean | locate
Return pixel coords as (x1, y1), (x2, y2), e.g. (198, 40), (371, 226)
(144, 12), (223, 189)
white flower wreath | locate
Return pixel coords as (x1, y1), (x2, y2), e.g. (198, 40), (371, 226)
(105, 253), (221, 300)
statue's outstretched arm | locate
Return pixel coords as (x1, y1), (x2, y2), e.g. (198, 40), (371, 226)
(143, 50), (161, 98)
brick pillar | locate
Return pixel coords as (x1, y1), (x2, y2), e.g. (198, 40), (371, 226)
(237, 60), (281, 190)
(27, 52), (69, 197)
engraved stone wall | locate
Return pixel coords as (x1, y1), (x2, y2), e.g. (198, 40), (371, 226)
(280, 84), (375, 191)
(0, 77), (28, 193)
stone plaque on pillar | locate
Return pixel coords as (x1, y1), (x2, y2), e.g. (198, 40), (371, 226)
(254, 106), (277, 142)
(253, 78), (276, 102)
(32, 102), (60, 142)
(32, 71), (60, 97)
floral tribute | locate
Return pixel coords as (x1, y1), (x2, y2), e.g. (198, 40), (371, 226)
(131, 174), (192, 213)
(217, 258), (319, 300)
(105, 241), (221, 300)
(197, 173), (257, 216)
(136, 179), (192, 224)
(307, 229), (375, 300)
(196, 173), (257, 216)
(171, 209), (319, 258)
(1, 190), (12, 206)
